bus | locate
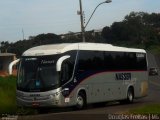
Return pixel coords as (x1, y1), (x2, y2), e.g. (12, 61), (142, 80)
(15, 43), (148, 109)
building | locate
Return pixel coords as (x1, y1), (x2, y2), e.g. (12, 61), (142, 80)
(0, 53), (16, 76)
(60, 29), (102, 39)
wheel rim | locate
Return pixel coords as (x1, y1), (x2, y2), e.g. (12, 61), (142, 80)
(128, 91), (133, 102)
(77, 95), (84, 108)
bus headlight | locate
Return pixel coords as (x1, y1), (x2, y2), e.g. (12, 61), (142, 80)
(62, 88), (70, 97)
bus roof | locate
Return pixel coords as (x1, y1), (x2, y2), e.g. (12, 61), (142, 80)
(22, 43), (146, 56)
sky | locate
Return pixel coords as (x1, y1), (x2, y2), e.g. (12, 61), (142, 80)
(0, 0), (160, 42)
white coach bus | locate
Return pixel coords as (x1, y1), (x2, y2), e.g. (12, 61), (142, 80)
(15, 43), (148, 109)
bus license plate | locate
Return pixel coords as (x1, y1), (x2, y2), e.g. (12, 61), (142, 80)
(32, 102), (40, 107)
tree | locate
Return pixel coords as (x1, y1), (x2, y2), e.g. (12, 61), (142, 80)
(0, 41), (10, 53)
(102, 26), (113, 43)
(4, 33), (62, 57)
(102, 12), (160, 48)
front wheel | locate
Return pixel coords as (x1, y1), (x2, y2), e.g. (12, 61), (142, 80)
(76, 92), (86, 109)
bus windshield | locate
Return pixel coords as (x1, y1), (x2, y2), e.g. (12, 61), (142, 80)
(17, 55), (60, 92)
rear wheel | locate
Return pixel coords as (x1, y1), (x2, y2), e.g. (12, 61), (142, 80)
(127, 88), (134, 103)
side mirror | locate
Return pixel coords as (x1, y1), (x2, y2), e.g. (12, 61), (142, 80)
(56, 55), (70, 71)
(8, 59), (20, 75)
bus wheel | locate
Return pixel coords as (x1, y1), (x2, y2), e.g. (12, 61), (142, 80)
(127, 88), (134, 103)
(76, 92), (86, 109)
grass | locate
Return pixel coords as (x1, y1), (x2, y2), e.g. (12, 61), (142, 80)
(0, 76), (40, 116)
(148, 45), (160, 54)
(0, 76), (17, 115)
(129, 103), (160, 114)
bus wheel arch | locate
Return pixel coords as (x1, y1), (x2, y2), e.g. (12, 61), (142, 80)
(127, 86), (134, 103)
(76, 89), (87, 109)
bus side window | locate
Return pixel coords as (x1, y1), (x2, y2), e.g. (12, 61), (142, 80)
(61, 60), (73, 84)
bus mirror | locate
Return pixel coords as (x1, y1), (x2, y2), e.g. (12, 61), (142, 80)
(56, 55), (70, 71)
(8, 59), (20, 75)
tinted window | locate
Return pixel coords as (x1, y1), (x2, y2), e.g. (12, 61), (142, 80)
(17, 55), (60, 92)
(78, 51), (104, 71)
(78, 50), (147, 71)
(104, 52), (147, 71)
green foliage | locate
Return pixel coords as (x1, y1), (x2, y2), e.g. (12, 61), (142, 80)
(129, 104), (160, 114)
(147, 45), (160, 54)
(0, 33), (62, 57)
(0, 76), (17, 114)
(0, 76), (37, 115)
(102, 12), (160, 51)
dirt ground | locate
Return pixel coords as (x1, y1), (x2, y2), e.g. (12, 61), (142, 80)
(0, 69), (17, 77)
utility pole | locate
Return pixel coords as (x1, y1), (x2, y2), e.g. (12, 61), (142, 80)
(22, 28), (24, 40)
(78, 0), (111, 42)
(79, 0), (85, 42)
